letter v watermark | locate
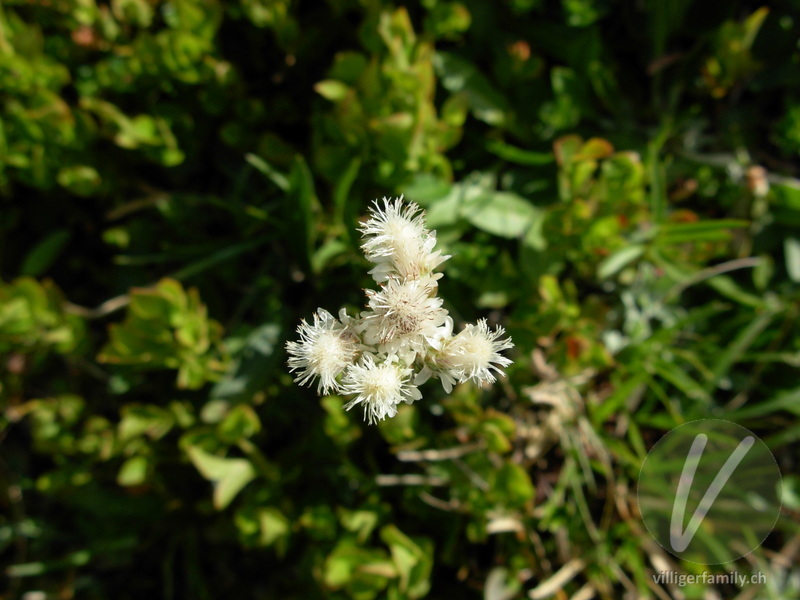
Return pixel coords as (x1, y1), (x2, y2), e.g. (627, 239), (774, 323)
(670, 433), (755, 552)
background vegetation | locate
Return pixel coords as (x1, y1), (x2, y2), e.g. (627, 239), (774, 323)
(1, 0), (799, 598)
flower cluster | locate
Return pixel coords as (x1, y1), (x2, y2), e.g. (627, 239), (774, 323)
(286, 196), (514, 424)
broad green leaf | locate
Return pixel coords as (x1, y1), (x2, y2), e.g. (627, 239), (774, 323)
(186, 446), (256, 509)
(315, 79), (350, 101)
(117, 455), (149, 487)
(339, 508), (379, 543)
(380, 525), (432, 598)
(461, 192), (541, 238)
(402, 174), (454, 206)
(218, 404), (261, 443)
(118, 404), (175, 441)
(236, 507), (290, 552)
(494, 462), (535, 506)
(323, 542), (394, 592)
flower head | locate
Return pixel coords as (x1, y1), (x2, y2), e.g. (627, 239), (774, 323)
(433, 318), (514, 392)
(286, 196), (515, 425)
(361, 278), (447, 355)
(285, 308), (360, 394)
(341, 355), (422, 424)
(359, 196), (449, 282)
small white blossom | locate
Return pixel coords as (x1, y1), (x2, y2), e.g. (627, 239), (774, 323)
(341, 355), (422, 424)
(359, 196), (449, 282)
(361, 278), (447, 355)
(286, 196), (515, 425)
(285, 308), (360, 394)
(433, 318), (514, 392)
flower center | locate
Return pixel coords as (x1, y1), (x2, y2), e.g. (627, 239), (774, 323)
(361, 365), (402, 402)
(310, 331), (353, 373)
(460, 336), (493, 365)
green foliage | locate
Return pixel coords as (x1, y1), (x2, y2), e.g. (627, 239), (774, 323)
(1, 1), (799, 599)
(98, 278), (228, 389)
(0, 277), (84, 355)
(314, 7), (463, 188)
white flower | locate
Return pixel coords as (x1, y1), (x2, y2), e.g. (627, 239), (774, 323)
(286, 196), (516, 425)
(361, 278), (448, 355)
(433, 318), (514, 392)
(341, 355), (422, 424)
(285, 308), (360, 394)
(359, 196), (449, 282)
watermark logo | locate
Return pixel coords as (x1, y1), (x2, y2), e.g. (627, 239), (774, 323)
(638, 420), (782, 564)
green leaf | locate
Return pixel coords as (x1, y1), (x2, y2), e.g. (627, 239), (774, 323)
(706, 275), (765, 308)
(218, 404), (261, 443)
(647, 142), (667, 223)
(380, 525), (432, 598)
(118, 404), (175, 441)
(486, 140), (554, 165)
(170, 234), (273, 281)
(433, 52), (508, 126)
(597, 245), (645, 279)
(323, 542), (395, 592)
(186, 446), (256, 509)
(288, 155), (319, 264)
(780, 475), (800, 511)
(753, 254), (774, 290)
(117, 455), (149, 487)
(339, 509), (379, 543)
(311, 238), (349, 274)
(657, 219), (749, 244)
(461, 192), (542, 238)
(494, 462), (535, 506)
(728, 387), (800, 420)
(98, 279), (227, 389)
(705, 306), (777, 393)
(480, 421), (512, 453)
(211, 323), (280, 403)
(20, 230), (71, 277)
(56, 165), (101, 196)
(328, 51), (368, 84)
(315, 79), (350, 101)
(651, 360), (712, 404)
(784, 237), (800, 282)
(322, 395), (362, 446)
(245, 153), (290, 191)
(402, 174), (454, 206)
(333, 156), (361, 226)
(236, 507), (290, 552)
